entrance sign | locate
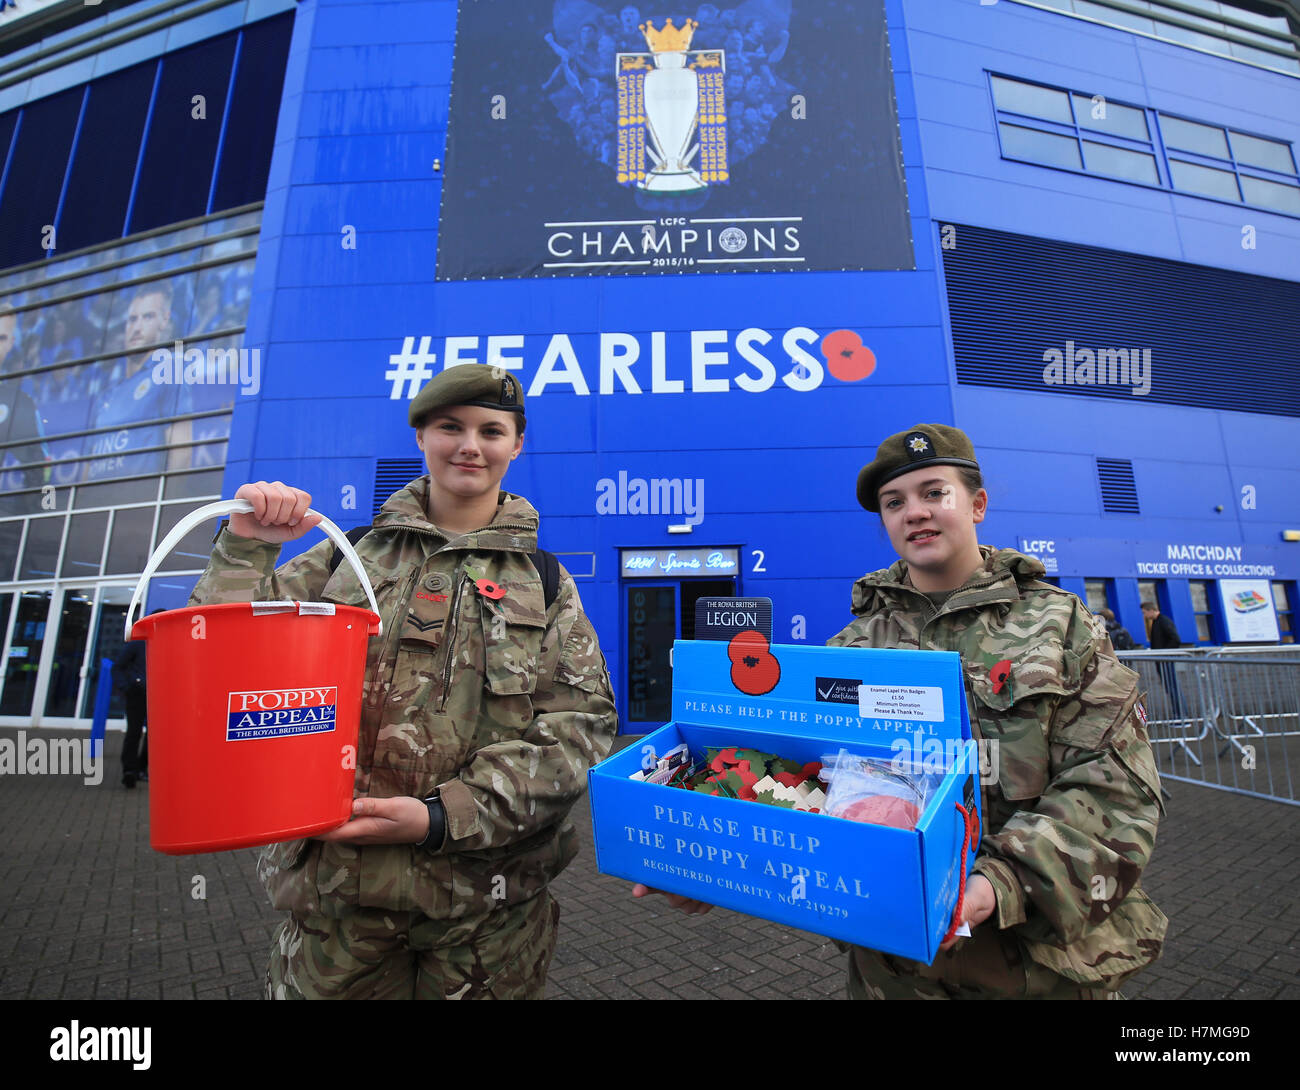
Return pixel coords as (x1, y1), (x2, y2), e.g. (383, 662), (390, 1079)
(621, 547), (738, 578)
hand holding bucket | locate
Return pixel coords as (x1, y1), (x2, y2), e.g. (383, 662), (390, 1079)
(126, 497), (382, 641)
(126, 498), (382, 855)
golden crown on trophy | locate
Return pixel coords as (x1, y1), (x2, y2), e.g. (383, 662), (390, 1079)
(639, 16), (697, 52)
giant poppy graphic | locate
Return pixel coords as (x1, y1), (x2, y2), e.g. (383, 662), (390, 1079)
(727, 630), (781, 696)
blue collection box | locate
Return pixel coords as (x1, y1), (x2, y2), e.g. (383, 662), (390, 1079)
(589, 640), (982, 963)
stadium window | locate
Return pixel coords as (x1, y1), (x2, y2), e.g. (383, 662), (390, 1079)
(56, 62), (157, 255)
(211, 14), (295, 211)
(987, 73), (1300, 217)
(0, 13), (293, 271)
(1071, 93), (1150, 141)
(1082, 139), (1160, 183)
(1168, 158), (1242, 200)
(1272, 581), (1295, 643)
(1159, 112), (1300, 214)
(129, 33), (237, 233)
(0, 87), (83, 270)
(991, 74), (1162, 185)
(991, 76), (1074, 123)
(1161, 115), (1231, 158)
(999, 123), (1083, 169)
(1189, 580), (1216, 643)
(1084, 579), (1110, 612)
(1010, 1), (1300, 77)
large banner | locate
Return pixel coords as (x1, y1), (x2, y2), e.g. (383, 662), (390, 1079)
(437, 0), (914, 278)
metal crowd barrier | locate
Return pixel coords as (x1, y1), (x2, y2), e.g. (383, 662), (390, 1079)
(1116, 649), (1298, 807)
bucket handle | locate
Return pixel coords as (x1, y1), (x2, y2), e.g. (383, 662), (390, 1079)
(125, 498), (383, 641)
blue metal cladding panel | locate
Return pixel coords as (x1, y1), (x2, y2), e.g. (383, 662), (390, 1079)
(943, 223), (1300, 416)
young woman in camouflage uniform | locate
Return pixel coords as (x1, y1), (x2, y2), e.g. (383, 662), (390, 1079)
(189, 365), (617, 999)
(643, 423), (1167, 999)
(829, 423), (1167, 999)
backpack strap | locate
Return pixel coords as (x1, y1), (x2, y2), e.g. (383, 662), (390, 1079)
(329, 528), (561, 610)
(329, 525), (373, 575)
(530, 548), (561, 611)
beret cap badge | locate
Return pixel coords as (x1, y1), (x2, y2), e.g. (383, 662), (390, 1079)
(408, 364), (526, 427)
(855, 422), (981, 513)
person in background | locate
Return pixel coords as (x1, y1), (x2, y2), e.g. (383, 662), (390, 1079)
(1142, 600), (1185, 719)
(113, 631), (148, 789)
(1098, 606), (1135, 651)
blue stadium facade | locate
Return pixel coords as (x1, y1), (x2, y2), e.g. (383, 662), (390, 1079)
(0, 0), (1297, 730)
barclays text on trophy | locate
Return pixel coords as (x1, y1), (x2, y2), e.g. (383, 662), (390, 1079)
(616, 18), (729, 194)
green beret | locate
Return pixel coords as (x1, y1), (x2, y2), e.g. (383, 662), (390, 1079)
(408, 365), (525, 427)
(856, 423), (980, 512)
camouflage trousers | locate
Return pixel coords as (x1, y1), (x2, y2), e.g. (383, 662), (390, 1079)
(265, 892), (560, 1000)
(847, 925), (1122, 1000)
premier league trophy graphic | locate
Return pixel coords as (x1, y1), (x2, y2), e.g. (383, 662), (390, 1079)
(616, 17), (728, 193)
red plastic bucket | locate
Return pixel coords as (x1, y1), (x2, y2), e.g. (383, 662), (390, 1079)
(126, 499), (381, 855)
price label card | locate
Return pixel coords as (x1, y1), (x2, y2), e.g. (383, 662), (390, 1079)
(858, 684), (944, 723)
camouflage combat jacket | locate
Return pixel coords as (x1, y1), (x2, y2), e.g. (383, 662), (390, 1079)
(827, 546), (1167, 989)
(189, 480), (617, 920)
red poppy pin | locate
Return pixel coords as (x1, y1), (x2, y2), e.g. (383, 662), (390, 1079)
(727, 630), (781, 696)
(464, 565), (506, 601)
(475, 578), (506, 601)
(989, 659), (1012, 695)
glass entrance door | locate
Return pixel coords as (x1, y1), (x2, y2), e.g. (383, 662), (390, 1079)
(43, 588), (95, 718)
(624, 583), (677, 731)
(0, 590), (52, 717)
(0, 582), (136, 725)
(80, 586), (134, 719)
(621, 576), (739, 731)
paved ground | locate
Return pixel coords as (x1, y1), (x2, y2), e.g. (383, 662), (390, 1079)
(2, 727), (1297, 1001)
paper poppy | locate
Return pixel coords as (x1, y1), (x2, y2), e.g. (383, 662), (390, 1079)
(475, 578), (506, 601)
(989, 658), (1012, 695)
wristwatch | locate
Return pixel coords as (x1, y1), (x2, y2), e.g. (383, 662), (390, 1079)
(416, 790), (447, 852)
